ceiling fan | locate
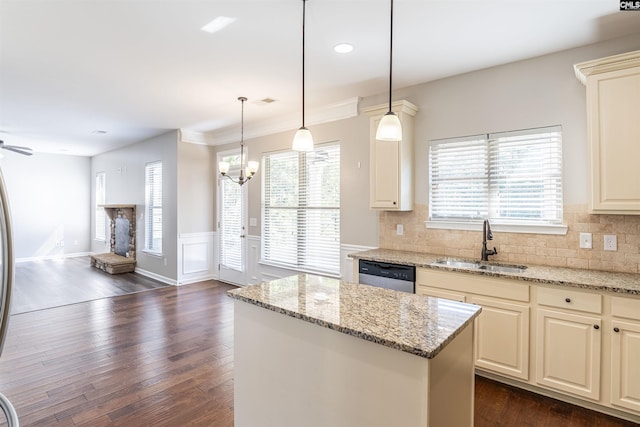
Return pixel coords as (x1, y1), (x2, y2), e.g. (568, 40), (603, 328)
(0, 140), (33, 156)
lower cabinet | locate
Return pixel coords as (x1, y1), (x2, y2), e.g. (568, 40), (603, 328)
(535, 308), (602, 400)
(415, 266), (640, 422)
(416, 269), (530, 382)
(471, 296), (529, 380)
(611, 296), (640, 413)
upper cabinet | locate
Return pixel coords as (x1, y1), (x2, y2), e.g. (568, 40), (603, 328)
(363, 100), (418, 211)
(575, 50), (640, 214)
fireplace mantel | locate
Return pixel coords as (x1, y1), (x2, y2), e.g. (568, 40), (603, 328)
(100, 204), (136, 222)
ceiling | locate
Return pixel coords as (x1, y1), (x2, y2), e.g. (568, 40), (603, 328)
(1, 0), (639, 157)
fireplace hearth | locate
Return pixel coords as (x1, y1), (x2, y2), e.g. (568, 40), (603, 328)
(90, 204), (137, 274)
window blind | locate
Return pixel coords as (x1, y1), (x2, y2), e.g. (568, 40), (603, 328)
(144, 161), (163, 253)
(95, 172), (106, 241)
(262, 143), (340, 275)
(429, 126), (563, 225)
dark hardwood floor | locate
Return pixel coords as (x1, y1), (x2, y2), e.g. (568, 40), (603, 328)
(11, 257), (169, 314)
(0, 272), (637, 426)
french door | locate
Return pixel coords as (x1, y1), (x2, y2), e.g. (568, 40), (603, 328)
(218, 150), (247, 285)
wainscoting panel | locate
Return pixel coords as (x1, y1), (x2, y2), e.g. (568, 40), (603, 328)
(178, 232), (216, 285)
(341, 244), (377, 283)
(244, 236), (375, 286)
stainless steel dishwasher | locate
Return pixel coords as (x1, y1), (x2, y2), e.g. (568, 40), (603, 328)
(358, 259), (415, 293)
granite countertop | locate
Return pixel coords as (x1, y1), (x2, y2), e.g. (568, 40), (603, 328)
(349, 248), (640, 295)
(227, 273), (481, 359)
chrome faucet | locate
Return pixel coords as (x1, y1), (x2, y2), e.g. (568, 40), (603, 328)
(481, 219), (497, 261)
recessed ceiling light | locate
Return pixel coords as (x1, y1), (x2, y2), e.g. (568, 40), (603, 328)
(333, 43), (354, 54)
(201, 16), (237, 34)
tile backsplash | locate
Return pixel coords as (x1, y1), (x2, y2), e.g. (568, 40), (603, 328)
(379, 204), (640, 274)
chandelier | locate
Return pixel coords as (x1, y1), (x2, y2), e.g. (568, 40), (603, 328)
(219, 96), (259, 185)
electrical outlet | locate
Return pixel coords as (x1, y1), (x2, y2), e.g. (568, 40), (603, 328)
(604, 234), (617, 251)
(396, 224), (404, 236)
(579, 232), (592, 249)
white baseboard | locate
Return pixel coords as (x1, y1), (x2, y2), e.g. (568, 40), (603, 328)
(135, 267), (177, 286)
(16, 252), (92, 263)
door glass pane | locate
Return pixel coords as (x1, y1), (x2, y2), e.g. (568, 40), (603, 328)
(220, 178), (243, 271)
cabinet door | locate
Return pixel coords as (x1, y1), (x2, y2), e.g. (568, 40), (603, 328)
(370, 139), (400, 209)
(588, 66), (640, 212)
(611, 320), (640, 413)
(536, 309), (601, 400)
(471, 296), (529, 380)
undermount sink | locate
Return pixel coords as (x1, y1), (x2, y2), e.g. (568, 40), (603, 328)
(432, 259), (527, 274)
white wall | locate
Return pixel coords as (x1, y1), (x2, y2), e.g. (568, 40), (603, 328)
(0, 152), (91, 260)
(91, 131), (178, 282)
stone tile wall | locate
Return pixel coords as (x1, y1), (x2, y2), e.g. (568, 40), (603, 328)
(379, 204), (640, 274)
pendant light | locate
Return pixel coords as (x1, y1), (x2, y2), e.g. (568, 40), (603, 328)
(376, 0), (402, 141)
(219, 97), (259, 186)
(292, 0), (314, 151)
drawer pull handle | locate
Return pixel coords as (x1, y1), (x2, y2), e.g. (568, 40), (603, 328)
(593, 324), (600, 330)
(614, 327), (620, 333)
(565, 298), (571, 303)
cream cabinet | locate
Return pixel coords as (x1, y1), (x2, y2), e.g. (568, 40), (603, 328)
(535, 287), (603, 400)
(471, 296), (530, 380)
(363, 100), (418, 211)
(574, 50), (640, 213)
(416, 268), (530, 381)
(535, 308), (602, 400)
(610, 297), (640, 413)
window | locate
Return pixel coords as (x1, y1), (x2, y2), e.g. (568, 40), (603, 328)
(144, 161), (162, 254)
(428, 126), (563, 229)
(219, 151), (245, 272)
(95, 172), (106, 241)
(262, 143), (340, 275)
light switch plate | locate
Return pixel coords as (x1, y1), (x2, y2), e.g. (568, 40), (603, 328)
(579, 232), (592, 249)
(396, 224), (404, 236)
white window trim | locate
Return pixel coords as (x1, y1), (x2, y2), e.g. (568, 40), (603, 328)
(427, 126), (565, 235)
(95, 171), (107, 242)
(144, 160), (163, 256)
(424, 220), (568, 235)
(260, 142), (341, 276)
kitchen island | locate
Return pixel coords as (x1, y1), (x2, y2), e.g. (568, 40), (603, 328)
(227, 273), (482, 427)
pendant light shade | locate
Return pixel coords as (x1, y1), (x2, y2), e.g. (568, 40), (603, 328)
(292, 127), (314, 151)
(292, 0), (314, 151)
(376, 0), (402, 142)
(376, 111), (403, 141)
(219, 96), (258, 186)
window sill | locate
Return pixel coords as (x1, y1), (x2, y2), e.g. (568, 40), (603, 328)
(424, 220), (568, 235)
(142, 250), (163, 258)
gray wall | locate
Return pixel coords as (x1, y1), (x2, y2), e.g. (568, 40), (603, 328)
(0, 152), (91, 259)
(215, 113), (379, 248)
(177, 142), (216, 234)
(385, 33), (640, 208)
(91, 131), (178, 280)
(216, 33), (640, 252)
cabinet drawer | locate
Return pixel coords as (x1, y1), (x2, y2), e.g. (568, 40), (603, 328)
(611, 296), (640, 320)
(416, 285), (466, 303)
(537, 287), (602, 314)
(417, 268), (529, 302)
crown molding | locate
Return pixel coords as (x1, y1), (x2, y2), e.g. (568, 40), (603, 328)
(202, 96), (361, 146)
(361, 99), (419, 118)
(574, 49), (640, 85)
(178, 129), (216, 145)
